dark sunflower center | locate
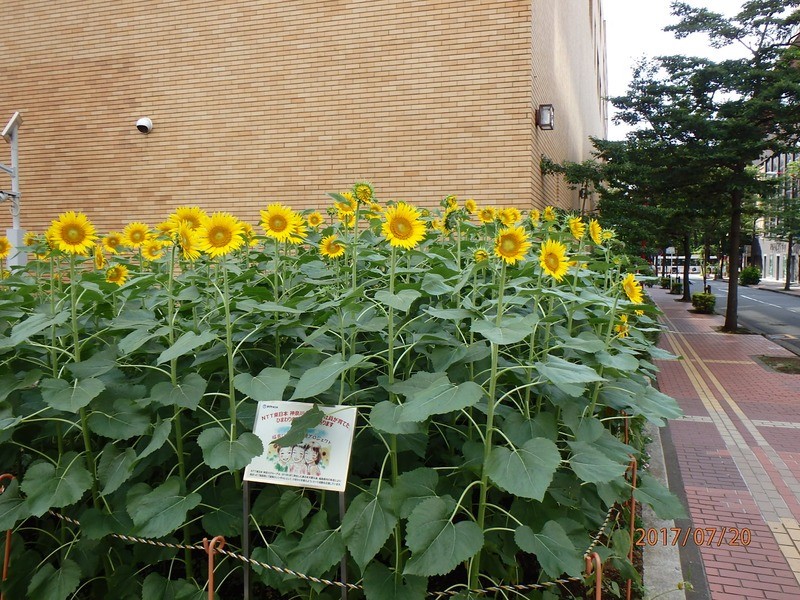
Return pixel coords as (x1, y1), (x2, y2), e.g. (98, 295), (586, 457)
(210, 226), (231, 246)
(390, 217), (412, 239)
(65, 225), (84, 243)
(545, 253), (559, 270)
(270, 215), (288, 232)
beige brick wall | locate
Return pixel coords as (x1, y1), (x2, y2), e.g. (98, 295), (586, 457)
(0, 0), (606, 234)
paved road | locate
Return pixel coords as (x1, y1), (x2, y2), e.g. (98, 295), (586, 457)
(701, 278), (800, 355)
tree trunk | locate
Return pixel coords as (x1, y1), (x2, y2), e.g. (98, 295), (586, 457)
(786, 233), (793, 291)
(724, 189), (743, 332)
(681, 232), (692, 302)
(661, 247), (667, 278)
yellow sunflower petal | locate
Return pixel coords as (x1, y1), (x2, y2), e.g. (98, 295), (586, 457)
(539, 238), (569, 281)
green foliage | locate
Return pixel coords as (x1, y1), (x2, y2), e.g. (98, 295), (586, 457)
(0, 192), (683, 598)
(670, 281), (683, 295)
(739, 265), (761, 286)
(691, 292), (716, 314)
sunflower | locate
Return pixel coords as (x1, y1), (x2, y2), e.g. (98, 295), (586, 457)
(529, 208), (541, 224)
(464, 199), (477, 214)
(260, 204), (298, 242)
(338, 211), (355, 227)
(319, 234), (346, 259)
(23, 231), (38, 247)
(168, 206), (208, 232)
(50, 211), (98, 255)
(177, 222), (202, 261)
(0, 236), (10, 259)
(430, 218), (449, 235)
(94, 247), (105, 270)
(474, 248), (489, 263)
(335, 192), (357, 215)
(368, 202), (383, 215)
(353, 182), (374, 204)
(622, 273), (644, 304)
(103, 232), (123, 254)
(477, 207), (496, 224)
(106, 264), (129, 286)
(307, 211), (324, 228)
(123, 222), (151, 249)
(498, 207), (522, 226)
(155, 221), (174, 237)
(615, 314), (630, 338)
(589, 219), (602, 245)
(494, 226), (531, 265)
(287, 213), (308, 244)
(241, 222), (259, 247)
(539, 238), (569, 281)
(568, 216), (586, 240)
(601, 229), (615, 241)
(197, 212), (245, 258)
(142, 239), (164, 261)
(543, 206), (556, 222)
(382, 202), (426, 250)
(444, 195), (458, 211)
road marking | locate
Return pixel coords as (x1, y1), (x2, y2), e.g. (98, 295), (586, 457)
(741, 294), (782, 308)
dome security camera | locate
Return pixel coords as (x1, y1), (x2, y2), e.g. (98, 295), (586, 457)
(136, 117), (153, 134)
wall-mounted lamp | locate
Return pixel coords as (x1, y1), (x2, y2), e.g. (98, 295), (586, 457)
(536, 104), (555, 130)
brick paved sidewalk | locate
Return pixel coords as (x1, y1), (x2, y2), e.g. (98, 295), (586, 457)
(650, 287), (800, 599)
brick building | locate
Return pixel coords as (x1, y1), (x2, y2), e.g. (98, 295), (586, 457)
(1, 0), (607, 234)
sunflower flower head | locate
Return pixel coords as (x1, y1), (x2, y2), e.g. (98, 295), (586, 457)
(464, 199), (477, 214)
(601, 229), (615, 241)
(622, 273), (644, 304)
(319, 234), (346, 259)
(50, 211), (98, 255)
(123, 222), (151, 249)
(0, 236), (11, 259)
(529, 209), (541, 224)
(23, 231), (38, 247)
(94, 247), (105, 270)
(498, 207), (522, 227)
(241, 222), (259, 247)
(543, 206), (557, 222)
(106, 264), (129, 286)
(539, 238), (569, 281)
(381, 202), (426, 250)
(335, 192), (357, 215)
(197, 212), (245, 258)
(353, 182), (374, 204)
(103, 232), (123, 254)
(307, 211), (324, 228)
(260, 204), (299, 242)
(168, 206), (208, 232)
(287, 213), (308, 244)
(177, 222), (202, 261)
(142, 239), (164, 261)
(494, 226), (531, 265)
(477, 207), (496, 224)
(615, 314), (630, 338)
(474, 248), (489, 263)
(589, 219), (603, 245)
(568, 216), (586, 240)
(338, 211), (355, 227)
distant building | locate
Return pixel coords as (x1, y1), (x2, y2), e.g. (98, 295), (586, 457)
(1, 0), (607, 233)
(755, 152), (800, 283)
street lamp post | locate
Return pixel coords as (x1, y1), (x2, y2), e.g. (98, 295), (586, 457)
(1, 112), (26, 269)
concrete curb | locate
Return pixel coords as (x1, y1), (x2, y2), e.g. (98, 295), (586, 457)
(643, 422), (687, 600)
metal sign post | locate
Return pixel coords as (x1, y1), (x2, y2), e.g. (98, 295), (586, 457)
(1, 112), (26, 269)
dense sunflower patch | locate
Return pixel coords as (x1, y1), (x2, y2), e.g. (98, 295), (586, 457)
(0, 185), (683, 599)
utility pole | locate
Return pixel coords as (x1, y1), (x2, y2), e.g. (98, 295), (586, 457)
(1, 112), (26, 269)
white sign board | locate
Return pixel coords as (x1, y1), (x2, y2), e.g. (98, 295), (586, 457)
(244, 401), (357, 492)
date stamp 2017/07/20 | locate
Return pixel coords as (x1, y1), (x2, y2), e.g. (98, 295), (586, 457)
(634, 527), (752, 547)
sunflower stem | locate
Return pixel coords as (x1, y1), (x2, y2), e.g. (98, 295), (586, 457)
(469, 261), (507, 588)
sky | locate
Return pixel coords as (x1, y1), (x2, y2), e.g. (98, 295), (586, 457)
(603, 0), (747, 139)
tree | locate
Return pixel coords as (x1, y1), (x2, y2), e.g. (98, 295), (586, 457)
(611, 0), (800, 331)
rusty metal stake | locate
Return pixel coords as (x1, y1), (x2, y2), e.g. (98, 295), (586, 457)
(0, 474), (16, 600)
(203, 535), (226, 600)
(585, 551), (603, 600)
(626, 456), (638, 600)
